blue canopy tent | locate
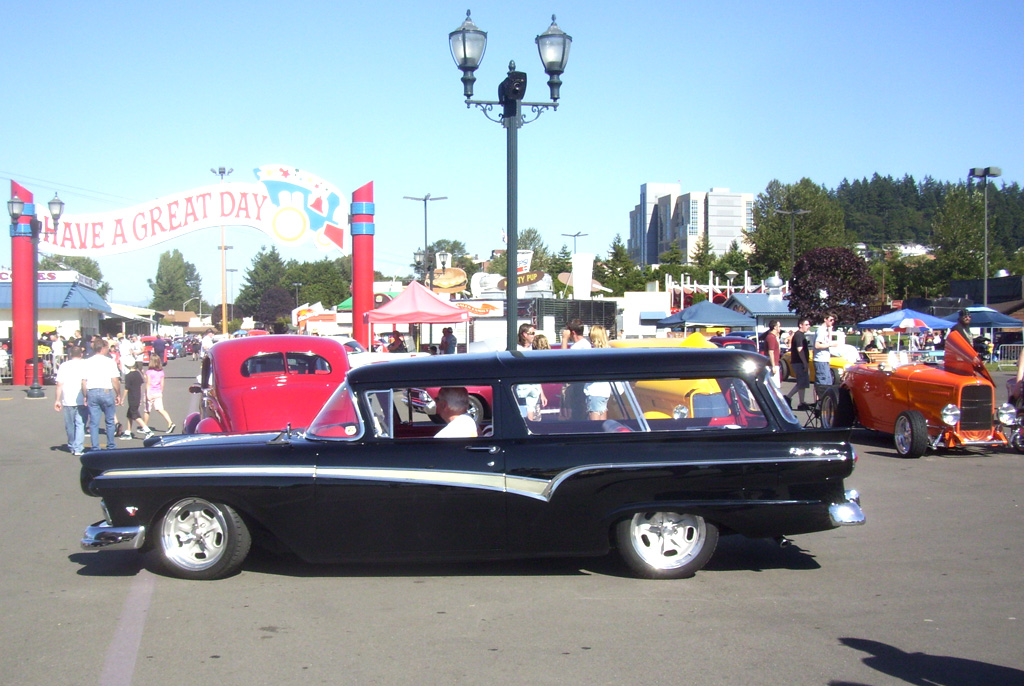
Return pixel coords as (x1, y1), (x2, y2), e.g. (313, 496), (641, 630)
(656, 300), (755, 332)
(941, 306), (1022, 329)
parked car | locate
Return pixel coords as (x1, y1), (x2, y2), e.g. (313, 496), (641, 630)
(709, 336), (758, 353)
(820, 332), (1016, 458)
(81, 347), (863, 580)
(183, 334), (350, 434)
(327, 335), (429, 368)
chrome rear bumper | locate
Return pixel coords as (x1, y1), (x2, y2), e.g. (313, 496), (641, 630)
(829, 489), (865, 527)
(81, 521), (146, 551)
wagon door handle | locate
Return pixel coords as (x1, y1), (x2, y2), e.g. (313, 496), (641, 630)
(466, 445), (501, 454)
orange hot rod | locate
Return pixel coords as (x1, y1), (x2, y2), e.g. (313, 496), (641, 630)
(820, 331), (1016, 458)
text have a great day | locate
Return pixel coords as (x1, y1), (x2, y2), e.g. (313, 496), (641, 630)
(42, 191), (269, 251)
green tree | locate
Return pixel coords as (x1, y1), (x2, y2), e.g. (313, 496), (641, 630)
(747, 178), (847, 278)
(687, 234), (716, 278)
(147, 249), (201, 311)
(788, 247), (877, 325)
(595, 235), (652, 295)
(236, 246), (288, 316)
(485, 228), (549, 276)
(711, 241), (752, 279)
(256, 286), (295, 332)
(284, 256), (352, 309)
(931, 184), (984, 282)
(39, 255), (111, 298)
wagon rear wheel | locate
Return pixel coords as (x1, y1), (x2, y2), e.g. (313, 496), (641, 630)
(616, 512), (718, 579)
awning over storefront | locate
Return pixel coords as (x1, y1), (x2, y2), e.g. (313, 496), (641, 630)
(35, 281), (111, 312)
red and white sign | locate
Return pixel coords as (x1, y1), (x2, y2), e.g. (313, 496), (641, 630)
(35, 166), (348, 257)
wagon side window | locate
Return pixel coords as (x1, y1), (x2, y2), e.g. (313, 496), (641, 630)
(518, 375), (768, 435)
(638, 377), (767, 431)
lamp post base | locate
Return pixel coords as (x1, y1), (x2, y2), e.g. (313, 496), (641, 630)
(26, 384), (45, 399)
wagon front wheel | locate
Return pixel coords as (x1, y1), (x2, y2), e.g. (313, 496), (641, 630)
(616, 512), (718, 579)
(156, 497), (251, 580)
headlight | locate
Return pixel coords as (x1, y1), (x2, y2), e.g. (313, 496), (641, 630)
(940, 404), (961, 426)
(997, 403), (1017, 425)
(673, 404), (690, 419)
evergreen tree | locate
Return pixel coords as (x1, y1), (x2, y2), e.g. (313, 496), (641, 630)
(147, 249), (201, 311)
(235, 246), (287, 317)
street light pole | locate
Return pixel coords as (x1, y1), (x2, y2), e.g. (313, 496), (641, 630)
(211, 167), (233, 335)
(776, 208), (810, 277)
(451, 11), (571, 351)
(561, 231), (587, 253)
(226, 268), (237, 321)
(968, 166), (1002, 307)
(403, 194), (447, 289)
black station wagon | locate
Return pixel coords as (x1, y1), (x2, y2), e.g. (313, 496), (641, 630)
(80, 348), (864, 580)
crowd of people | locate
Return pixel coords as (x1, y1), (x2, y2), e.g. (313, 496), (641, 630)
(48, 331), (210, 455)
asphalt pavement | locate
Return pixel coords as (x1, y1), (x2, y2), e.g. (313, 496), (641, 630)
(0, 357), (1022, 686)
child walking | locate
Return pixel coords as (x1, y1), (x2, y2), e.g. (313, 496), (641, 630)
(145, 356), (176, 433)
(120, 360), (151, 439)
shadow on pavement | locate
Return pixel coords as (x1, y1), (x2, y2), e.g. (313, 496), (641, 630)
(834, 637), (1024, 686)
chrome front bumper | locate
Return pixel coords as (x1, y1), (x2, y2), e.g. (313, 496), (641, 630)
(81, 521), (147, 551)
(829, 489), (865, 527)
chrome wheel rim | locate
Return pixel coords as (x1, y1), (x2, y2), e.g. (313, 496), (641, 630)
(820, 395), (835, 427)
(627, 512), (705, 570)
(160, 498), (229, 571)
(894, 416), (911, 454)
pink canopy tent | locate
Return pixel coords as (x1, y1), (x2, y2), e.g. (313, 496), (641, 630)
(364, 281), (470, 325)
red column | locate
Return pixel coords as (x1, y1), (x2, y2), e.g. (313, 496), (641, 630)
(9, 182), (34, 386)
(350, 182), (375, 348)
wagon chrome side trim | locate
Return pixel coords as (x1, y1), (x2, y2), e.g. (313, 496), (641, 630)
(93, 452), (851, 504)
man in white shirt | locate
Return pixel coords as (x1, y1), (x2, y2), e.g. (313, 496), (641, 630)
(201, 330), (216, 359)
(813, 313), (837, 392)
(433, 387), (478, 438)
(562, 318), (591, 349)
(54, 345), (89, 456)
(81, 339), (123, 450)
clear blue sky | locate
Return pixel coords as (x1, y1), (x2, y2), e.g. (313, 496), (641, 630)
(3, 1), (1021, 306)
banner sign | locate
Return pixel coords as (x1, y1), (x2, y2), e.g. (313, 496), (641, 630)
(36, 166), (348, 257)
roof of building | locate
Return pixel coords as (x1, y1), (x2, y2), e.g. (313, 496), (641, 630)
(0, 280), (110, 313)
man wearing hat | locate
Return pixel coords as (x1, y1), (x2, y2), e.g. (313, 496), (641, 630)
(950, 309), (974, 347)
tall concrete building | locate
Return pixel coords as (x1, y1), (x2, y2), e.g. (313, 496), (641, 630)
(629, 185), (754, 266)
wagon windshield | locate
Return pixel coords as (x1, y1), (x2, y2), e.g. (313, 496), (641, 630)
(306, 382), (363, 441)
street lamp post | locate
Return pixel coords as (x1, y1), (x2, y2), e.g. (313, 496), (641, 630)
(292, 282), (302, 307)
(226, 268), (237, 321)
(561, 231), (587, 253)
(450, 11), (571, 351)
(211, 166), (233, 335)
(968, 166), (1002, 307)
(775, 208), (810, 277)
(7, 192), (64, 398)
(403, 194), (447, 290)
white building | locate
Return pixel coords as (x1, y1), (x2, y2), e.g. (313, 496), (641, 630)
(629, 185), (754, 266)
